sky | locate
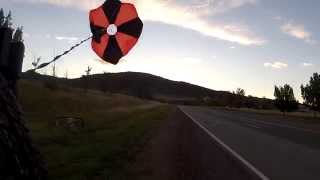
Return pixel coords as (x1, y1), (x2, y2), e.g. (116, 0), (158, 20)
(1, 0), (319, 100)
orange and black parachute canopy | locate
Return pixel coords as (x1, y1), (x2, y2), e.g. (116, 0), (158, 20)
(89, 0), (143, 65)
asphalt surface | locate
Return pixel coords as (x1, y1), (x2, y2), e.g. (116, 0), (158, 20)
(180, 106), (320, 180)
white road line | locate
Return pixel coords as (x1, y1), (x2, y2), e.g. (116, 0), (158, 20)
(179, 107), (270, 180)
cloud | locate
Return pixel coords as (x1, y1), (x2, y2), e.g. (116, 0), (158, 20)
(302, 62), (313, 67)
(281, 21), (316, 44)
(55, 36), (79, 43)
(186, 0), (256, 15)
(264, 62), (288, 69)
(14, 0), (266, 46)
(11, 0), (102, 11)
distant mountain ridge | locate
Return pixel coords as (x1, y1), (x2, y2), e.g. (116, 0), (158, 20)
(21, 71), (275, 109)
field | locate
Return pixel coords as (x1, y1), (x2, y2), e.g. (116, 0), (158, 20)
(18, 80), (173, 180)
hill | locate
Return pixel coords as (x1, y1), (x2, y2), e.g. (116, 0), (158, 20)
(22, 71), (275, 109)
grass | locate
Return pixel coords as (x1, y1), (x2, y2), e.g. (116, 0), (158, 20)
(18, 80), (173, 180)
(222, 107), (319, 121)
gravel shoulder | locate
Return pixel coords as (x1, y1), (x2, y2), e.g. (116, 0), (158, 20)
(128, 108), (257, 180)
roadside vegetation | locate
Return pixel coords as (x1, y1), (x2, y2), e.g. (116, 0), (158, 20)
(274, 84), (298, 114)
(301, 73), (320, 117)
(18, 80), (173, 180)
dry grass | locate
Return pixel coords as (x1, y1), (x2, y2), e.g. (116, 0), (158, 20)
(225, 107), (319, 120)
(18, 80), (173, 180)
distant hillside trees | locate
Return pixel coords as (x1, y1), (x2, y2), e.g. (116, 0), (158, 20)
(85, 66), (92, 76)
(301, 73), (320, 116)
(274, 84), (298, 114)
(236, 88), (246, 96)
(64, 70), (69, 79)
(83, 66), (92, 92)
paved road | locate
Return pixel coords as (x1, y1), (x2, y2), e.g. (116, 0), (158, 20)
(180, 106), (320, 180)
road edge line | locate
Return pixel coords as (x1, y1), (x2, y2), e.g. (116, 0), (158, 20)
(179, 107), (270, 180)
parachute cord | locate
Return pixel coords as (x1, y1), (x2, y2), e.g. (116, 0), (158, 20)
(29, 36), (92, 72)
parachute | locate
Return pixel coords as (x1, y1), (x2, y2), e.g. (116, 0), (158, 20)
(30, 0), (143, 72)
(90, 0), (143, 65)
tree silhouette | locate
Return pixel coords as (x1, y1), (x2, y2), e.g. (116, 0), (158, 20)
(3, 10), (12, 28)
(83, 66), (92, 93)
(0, 9), (5, 26)
(301, 73), (320, 117)
(13, 26), (23, 42)
(236, 88), (245, 96)
(274, 84), (298, 114)
(0, 9), (47, 179)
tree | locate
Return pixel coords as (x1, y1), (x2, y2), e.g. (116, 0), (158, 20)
(274, 84), (298, 114)
(236, 88), (246, 96)
(3, 10), (12, 27)
(0, 8), (5, 26)
(83, 66), (92, 93)
(301, 73), (320, 116)
(0, 10), (48, 179)
(13, 26), (23, 42)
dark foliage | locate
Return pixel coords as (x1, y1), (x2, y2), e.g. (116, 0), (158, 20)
(301, 73), (320, 115)
(274, 84), (299, 113)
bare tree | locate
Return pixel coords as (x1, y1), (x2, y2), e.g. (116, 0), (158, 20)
(83, 66), (92, 93)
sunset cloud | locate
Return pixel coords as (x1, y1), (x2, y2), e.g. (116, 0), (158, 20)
(14, 0), (266, 46)
(264, 62), (288, 69)
(281, 21), (316, 44)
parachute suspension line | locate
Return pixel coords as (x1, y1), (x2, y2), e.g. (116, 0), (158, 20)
(30, 36), (92, 72)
